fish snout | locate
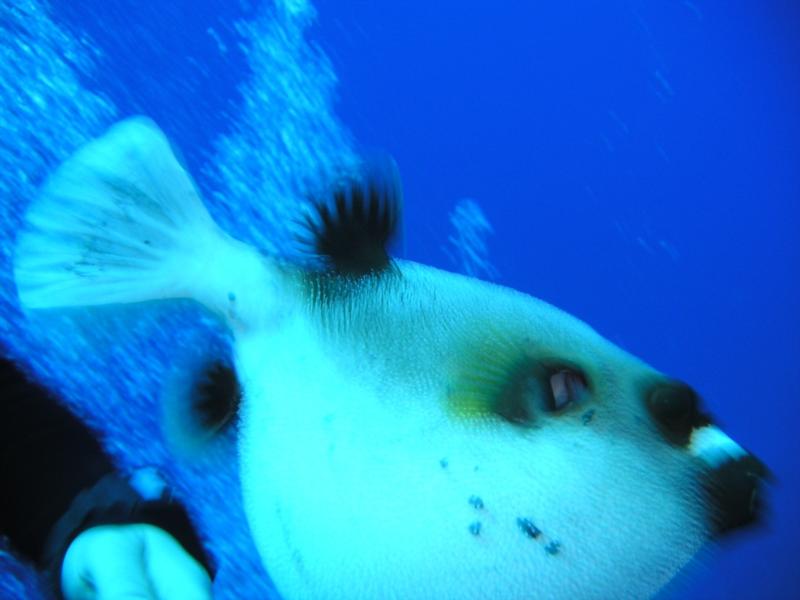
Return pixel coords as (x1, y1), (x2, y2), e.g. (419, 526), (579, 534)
(646, 381), (770, 536)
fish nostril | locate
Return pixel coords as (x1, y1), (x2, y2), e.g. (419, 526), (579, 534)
(646, 382), (705, 445)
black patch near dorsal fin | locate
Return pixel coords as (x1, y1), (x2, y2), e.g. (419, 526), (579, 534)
(302, 156), (402, 277)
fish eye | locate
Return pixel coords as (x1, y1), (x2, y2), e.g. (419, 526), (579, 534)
(544, 367), (588, 413)
(495, 363), (588, 425)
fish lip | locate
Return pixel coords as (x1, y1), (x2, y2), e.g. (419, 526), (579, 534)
(688, 424), (773, 537)
(703, 452), (772, 538)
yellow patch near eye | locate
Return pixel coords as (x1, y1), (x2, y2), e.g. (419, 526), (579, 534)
(445, 326), (537, 423)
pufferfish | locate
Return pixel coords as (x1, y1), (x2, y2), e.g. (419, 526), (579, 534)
(13, 118), (768, 599)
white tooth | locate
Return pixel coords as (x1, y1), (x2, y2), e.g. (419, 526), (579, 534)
(689, 425), (747, 467)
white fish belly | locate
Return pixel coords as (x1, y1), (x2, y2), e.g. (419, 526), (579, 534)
(234, 319), (705, 600)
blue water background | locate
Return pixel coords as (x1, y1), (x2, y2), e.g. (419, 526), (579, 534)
(0, 1), (797, 598)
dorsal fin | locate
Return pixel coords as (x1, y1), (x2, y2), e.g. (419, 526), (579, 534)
(302, 156), (402, 277)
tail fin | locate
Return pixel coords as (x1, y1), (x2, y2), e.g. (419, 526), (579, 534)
(14, 117), (234, 310)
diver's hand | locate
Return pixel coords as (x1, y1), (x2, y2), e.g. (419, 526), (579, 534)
(60, 523), (213, 600)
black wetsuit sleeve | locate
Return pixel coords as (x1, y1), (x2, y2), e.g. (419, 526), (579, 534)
(0, 356), (214, 592)
(0, 357), (113, 564)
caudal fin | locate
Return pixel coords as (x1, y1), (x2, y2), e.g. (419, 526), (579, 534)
(14, 117), (231, 309)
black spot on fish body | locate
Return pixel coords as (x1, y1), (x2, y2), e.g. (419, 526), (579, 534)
(581, 408), (595, 425)
(545, 541), (562, 555)
(646, 380), (710, 446)
(468, 495), (485, 510)
(439, 458), (449, 469)
(291, 549), (308, 579)
(228, 291), (236, 302)
(469, 521), (482, 536)
(516, 517), (541, 539)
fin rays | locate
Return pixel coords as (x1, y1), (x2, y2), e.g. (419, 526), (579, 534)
(300, 156), (402, 278)
(13, 117), (223, 309)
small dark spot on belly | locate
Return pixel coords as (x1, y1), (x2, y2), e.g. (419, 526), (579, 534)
(228, 291), (237, 302)
(292, 550), (306, 571)
(516, 517), (542, 539)
(545, 541), (562, 555)
(468, 495), (485, 510)
(439, 458), (449, 469)
(581, 409), (595, 425)
(469, 521), (482, 536)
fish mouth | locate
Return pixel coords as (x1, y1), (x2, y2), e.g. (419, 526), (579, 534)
(687, 424), (770, 537)
(703, 451), (771, 537)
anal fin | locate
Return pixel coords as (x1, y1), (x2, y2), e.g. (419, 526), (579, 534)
(163, 355), (242, 456)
